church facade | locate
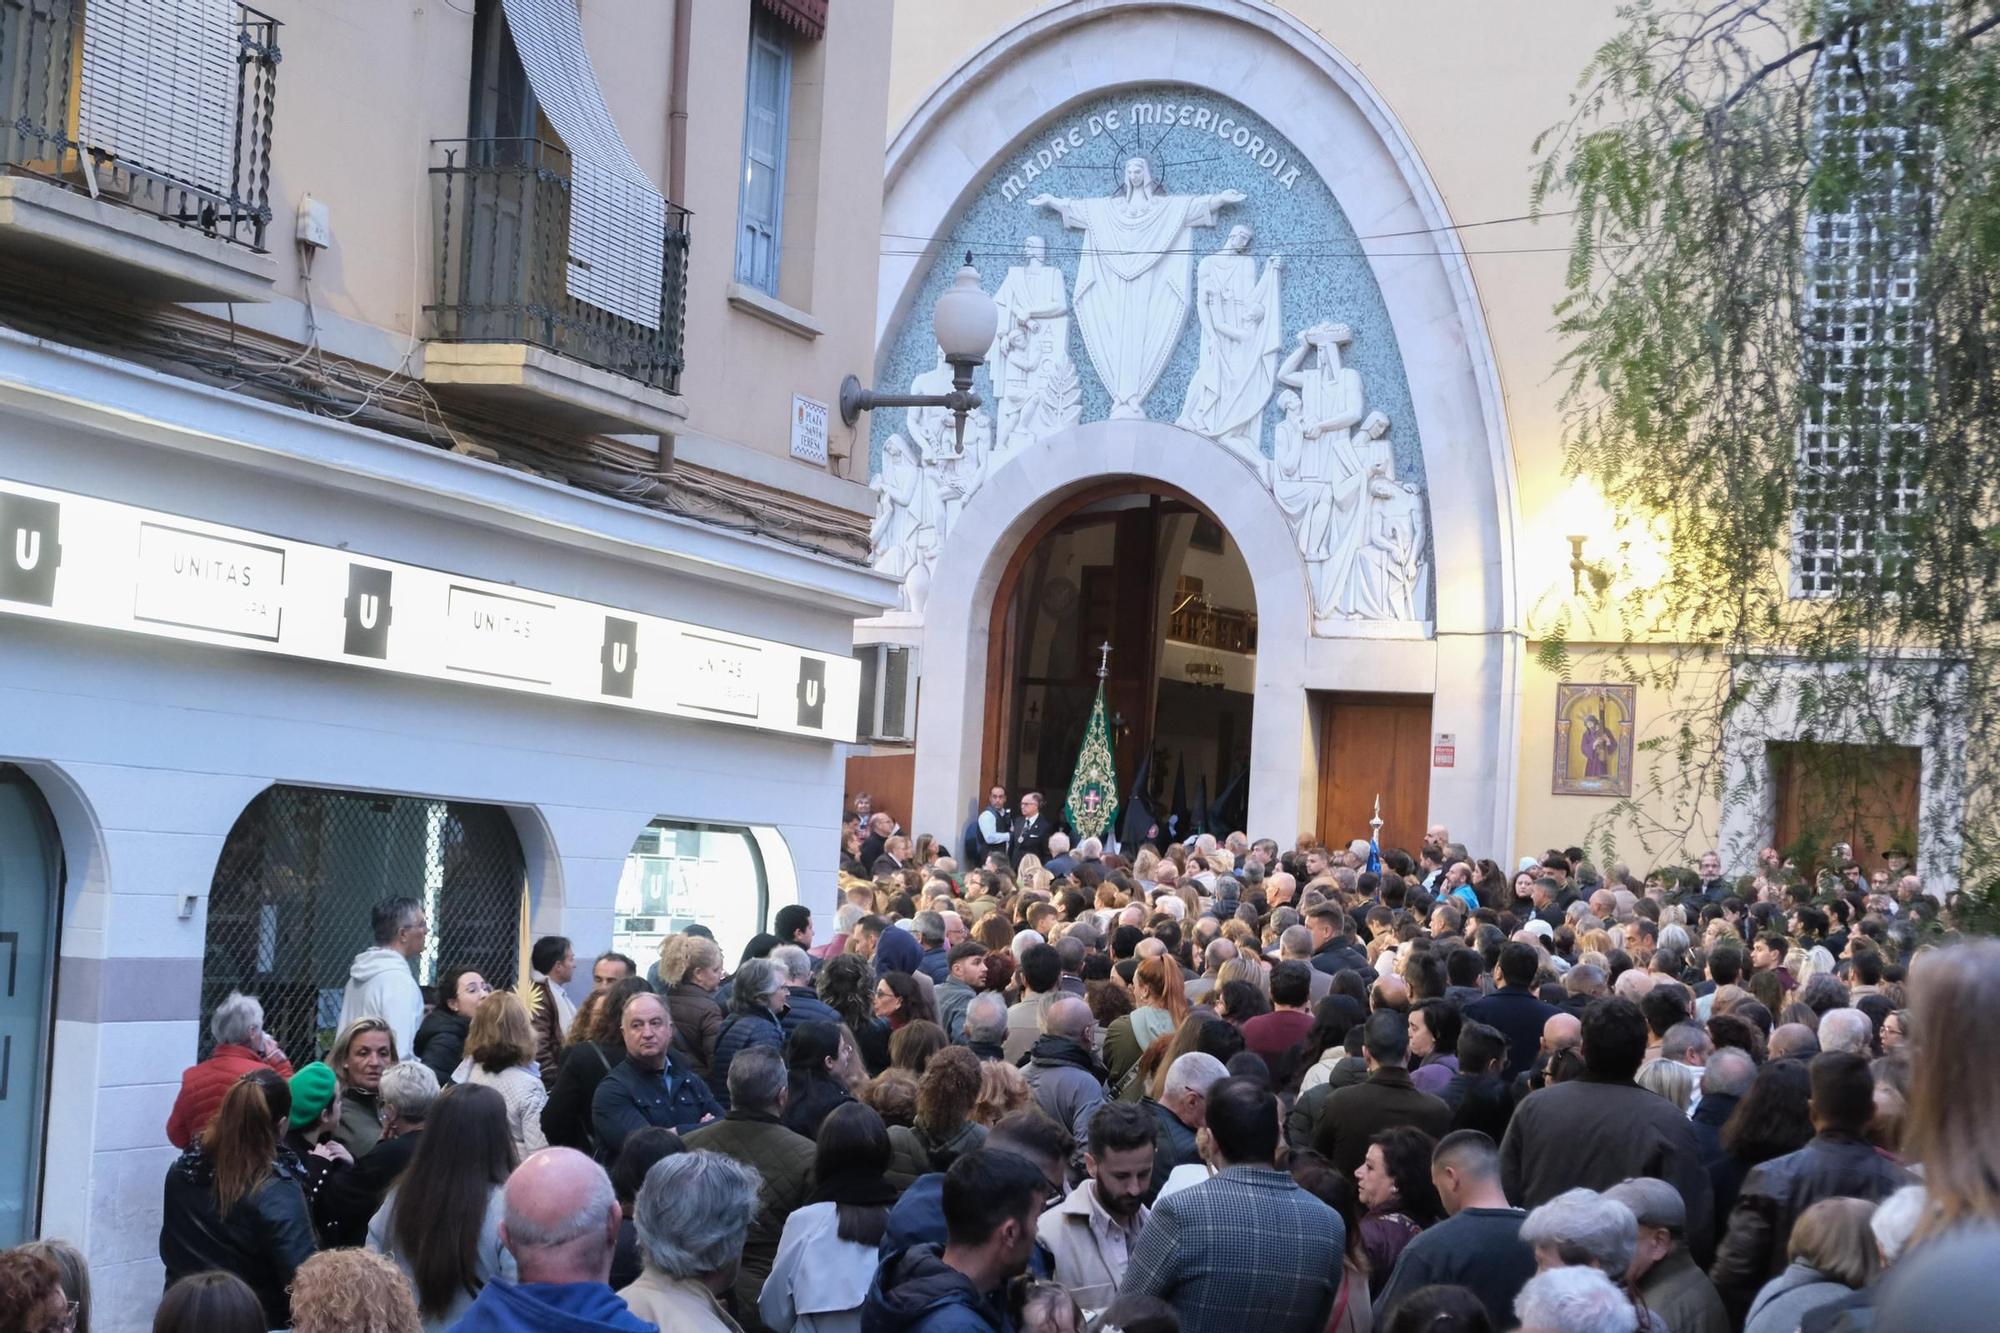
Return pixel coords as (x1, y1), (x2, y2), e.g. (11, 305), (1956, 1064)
(852, 0), (1960, 886)
(859, 0), (1517, 856)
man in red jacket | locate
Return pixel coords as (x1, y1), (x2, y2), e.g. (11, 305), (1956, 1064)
(165, 991), (293, 1148)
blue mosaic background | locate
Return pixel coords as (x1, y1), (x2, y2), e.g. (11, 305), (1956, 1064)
(874, 84), (1428, 511)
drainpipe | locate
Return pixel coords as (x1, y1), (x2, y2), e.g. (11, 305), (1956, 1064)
(658, 0), (693, 479)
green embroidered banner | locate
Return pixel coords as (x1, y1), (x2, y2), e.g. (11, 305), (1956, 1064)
(1064, 680), (1120, 842)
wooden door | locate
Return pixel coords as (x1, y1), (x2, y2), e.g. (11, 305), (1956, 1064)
(1772, 742), (1920, 873)
(845, 754), (915, 831)
(1316, 693), (1433, 855)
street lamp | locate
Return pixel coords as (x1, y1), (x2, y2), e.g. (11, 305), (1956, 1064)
(839, 252), (998, 454)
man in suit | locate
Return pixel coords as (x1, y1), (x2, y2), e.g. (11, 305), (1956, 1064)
(858, 812), (895, 872)
(1010, 791), (1058, 867)
(1118, 1078), (1346, 1333)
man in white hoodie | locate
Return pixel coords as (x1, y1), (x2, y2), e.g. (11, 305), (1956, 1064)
(337, 895), (427, 1058)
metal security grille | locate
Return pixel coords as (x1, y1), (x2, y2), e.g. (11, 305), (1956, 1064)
(1793, 0), (1941, 597)
(201, 785), (525, 1063)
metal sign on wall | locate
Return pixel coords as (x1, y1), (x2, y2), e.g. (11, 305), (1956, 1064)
(0, 477), (858, 742)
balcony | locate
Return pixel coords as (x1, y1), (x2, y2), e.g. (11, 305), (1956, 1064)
(425, 138), (691, 438)
(0, 0), (279, 302)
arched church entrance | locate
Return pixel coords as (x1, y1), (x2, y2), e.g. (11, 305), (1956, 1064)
(986, 482), (1257, 841)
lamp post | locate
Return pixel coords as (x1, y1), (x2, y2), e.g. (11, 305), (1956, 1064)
(839, 252), (998, 455)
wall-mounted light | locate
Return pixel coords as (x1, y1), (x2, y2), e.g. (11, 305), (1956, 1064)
(839, 253), (998, 453)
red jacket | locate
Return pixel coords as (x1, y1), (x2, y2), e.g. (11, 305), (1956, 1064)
(165, 1043), (294, 1148)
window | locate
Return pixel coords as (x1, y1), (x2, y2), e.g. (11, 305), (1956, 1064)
(1792, 0), (1940, 598)
(202, 786), (525, 1062)
(613, 822), (770, 979)
(735, 10), (793, 294)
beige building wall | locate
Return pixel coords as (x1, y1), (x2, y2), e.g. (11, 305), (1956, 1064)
(210, 0), (889, 505)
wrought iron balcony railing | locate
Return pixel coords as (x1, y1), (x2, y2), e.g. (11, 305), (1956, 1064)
(428, 138), (690, 398)
(0, 0), (280, 251)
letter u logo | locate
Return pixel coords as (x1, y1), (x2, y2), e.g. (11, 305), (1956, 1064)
(612, 643), (630, 673)
(357, 594), (379, 629)
(13, 529), (38, 571)
(804, 680), (820, 706)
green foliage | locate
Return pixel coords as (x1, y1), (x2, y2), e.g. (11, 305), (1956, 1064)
(1536, 0), (2000, 908)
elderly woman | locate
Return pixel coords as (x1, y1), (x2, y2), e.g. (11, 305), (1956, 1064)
(661, 933), (727, 1078)
(709, 958), (790, 1109)
(619, 1149), (765, 1333)
(1744, 1197), (1882, 1333)
(167, 992), (294, 1148)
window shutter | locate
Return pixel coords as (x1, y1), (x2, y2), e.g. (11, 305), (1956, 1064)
(498, 0), (668, 330)
(78, 0), (238, 191)
(734, 15), (791, 293)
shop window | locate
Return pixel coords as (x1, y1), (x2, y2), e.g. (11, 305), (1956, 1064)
(0, 764), (62, 1247)
(614, 822), (770, 981)
(203, 786), (525, 1063)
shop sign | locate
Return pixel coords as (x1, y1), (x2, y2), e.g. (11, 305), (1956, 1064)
(0, 477), (859, 742)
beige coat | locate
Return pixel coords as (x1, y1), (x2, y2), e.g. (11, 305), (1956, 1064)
(1036, 1179), (1149, 1313)
(620, 1267), (744, 1333)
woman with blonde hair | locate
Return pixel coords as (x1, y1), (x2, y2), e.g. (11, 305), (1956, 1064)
(972, 1059), (1032, 1126)
(1102, 956), (1188, 1087)
(1017, 854), (1045, 882)
(290, 1248), (422, 1333)
(1215, 955), (1269, 998)
(462, 990), (547, 1157)
(658, 932), (725, 1078)
(1743, 1197), (1881, 1333)
(1131, 847), (1160, 883)
(329, 1016), (398, 1157)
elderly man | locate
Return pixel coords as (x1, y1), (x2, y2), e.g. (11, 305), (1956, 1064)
(913, 912), (952, 984)
(1519, 1187), (1640, 1284)
(772, 945), (841, 1036)
(592, 991), (723, 1157)
(621, 1150), (764, 1333)
(453, 1147), (653, 1332)
(1818, 1008), (1873, 1055)
(1024, 997), (1109, 1171)
(1767, 1022), (1821, 1061)
(684, 1046), (815, 1328)
(1278, 925), (1334, 1003)
(1512, 1266), (1638, 1333)
(1039, 1103), (1155, 1309)
(1143, 1051), (1226, 1202)
(1185, 938), (1235, 1005)
(1605, 1177), (1729, 1333)
(963, 992), (1009, 1063)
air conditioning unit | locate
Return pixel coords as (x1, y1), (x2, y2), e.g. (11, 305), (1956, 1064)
(854, 643), (917, 743)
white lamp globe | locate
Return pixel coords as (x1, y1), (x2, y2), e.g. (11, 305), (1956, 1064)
(932, 253), (998, 362)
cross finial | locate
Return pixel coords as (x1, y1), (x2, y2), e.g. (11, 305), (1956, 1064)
(1098, 642), (1112, 680)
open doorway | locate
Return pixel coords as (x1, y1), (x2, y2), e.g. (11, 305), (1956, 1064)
(986, 486), (1256, 839)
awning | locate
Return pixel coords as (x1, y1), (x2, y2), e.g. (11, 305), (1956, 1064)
(500, 0), (668, 330)
(757, 0), (828, 42)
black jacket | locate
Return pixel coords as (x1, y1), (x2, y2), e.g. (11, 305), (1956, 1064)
(414, 1008), (469, 1082)
(1462, 987), (1561, 1081)
(1710, 1133), (1914, 1318)
(784, 1069), (857, 1141)
(543, 1038), (623, 1152)
(315, 1130), (420, 1249)
(1311, 939), (1371, 977)
(1502, 1073), (1717, 1263)
(1143, 1097), (1199, 1203)
(159, 1140), (317, 1328)
(1009, 814), (1057, 867)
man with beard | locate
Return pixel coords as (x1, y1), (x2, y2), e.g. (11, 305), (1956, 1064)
(1038, 1103), (1156, 1309)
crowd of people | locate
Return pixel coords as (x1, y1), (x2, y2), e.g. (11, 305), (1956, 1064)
(4, 804), (1997, 1333)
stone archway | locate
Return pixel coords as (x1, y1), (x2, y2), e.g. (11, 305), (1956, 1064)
(882, 0), (1524, 853)
(913, 419), (1314, 841)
